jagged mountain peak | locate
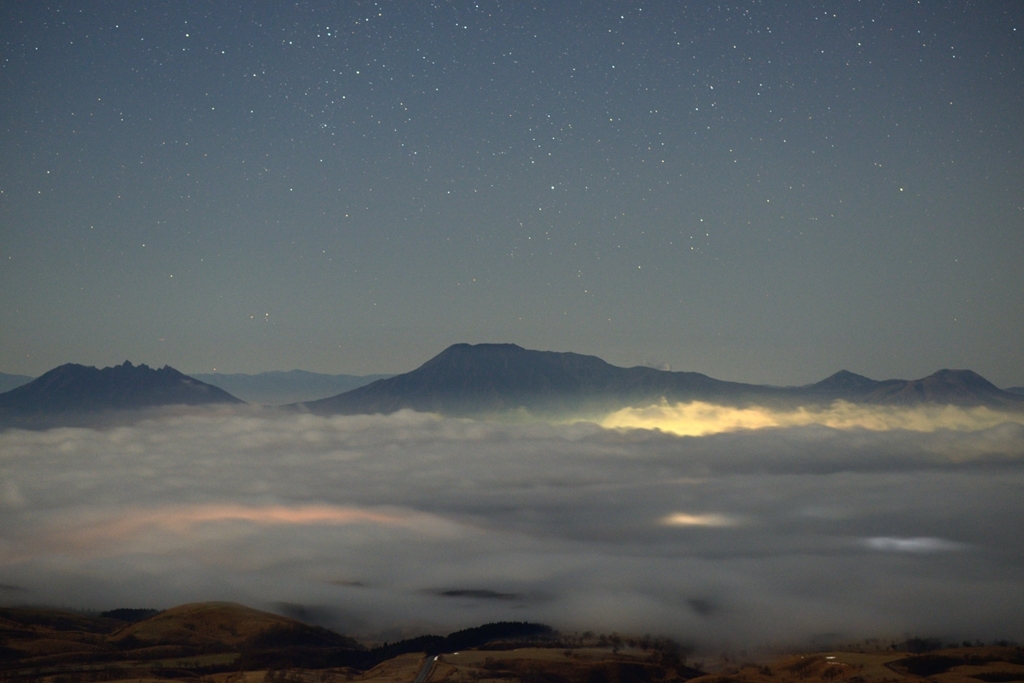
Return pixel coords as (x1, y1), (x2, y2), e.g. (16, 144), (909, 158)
(0, 361), (243, 420)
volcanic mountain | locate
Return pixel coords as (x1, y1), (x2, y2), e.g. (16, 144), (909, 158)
(301, 344), (1024, 417)
(0, 361), (242, 426)
(806, 368), (1024, 408)
(300, 343), (782, 417)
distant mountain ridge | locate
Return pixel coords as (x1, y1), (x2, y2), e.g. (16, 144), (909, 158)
(302, 343), (1024, 417)
(3, 348), (1021, 427)
(0, 361), (242, 426)
(190, 369), (392, 405)
(805, 367), (1024, 407)
(0, 372), (33, 394)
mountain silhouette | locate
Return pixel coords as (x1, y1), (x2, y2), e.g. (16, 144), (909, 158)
(300, 343), (784, 416)
(806, 368), (1023, 407)
(301, 344), (1024, 417)
(807, 370), (902, 397)
(859, 368), (1017, 406)
(4, 349), (1019, 426)
(0, 361), (242, 426)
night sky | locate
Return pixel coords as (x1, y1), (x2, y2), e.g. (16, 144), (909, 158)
(2, 1), (1022, 385)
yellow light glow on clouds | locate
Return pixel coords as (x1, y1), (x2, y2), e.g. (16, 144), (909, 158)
(601, 400), (1024, 437)
(660, 512), (739, 527)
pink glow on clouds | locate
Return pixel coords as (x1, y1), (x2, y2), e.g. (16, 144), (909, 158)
(33, 503), (460, 558)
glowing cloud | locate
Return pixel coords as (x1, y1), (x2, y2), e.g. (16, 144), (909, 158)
(41, 503), (463, 555)
(1, 408), (1022, 644)
(660, 512), (739, 527)
(101, 503), (408, 531)
(601, 400), (1024, 436)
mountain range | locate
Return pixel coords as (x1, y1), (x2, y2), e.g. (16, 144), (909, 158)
(300, 343), (1024, 417)
(1, 345), (1022, 429)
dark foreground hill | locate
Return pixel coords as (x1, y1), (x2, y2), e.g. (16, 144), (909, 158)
(302, 344), (1024, 417)
(0, 602), (1019, 682)
(0, 361), (242, 428)
(0, 602), (556, 678)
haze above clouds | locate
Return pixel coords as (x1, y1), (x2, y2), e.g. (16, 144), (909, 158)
(2, 405), (1023, 647)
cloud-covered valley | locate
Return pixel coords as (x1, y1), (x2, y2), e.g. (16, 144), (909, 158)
(2, 405), (1023, 649)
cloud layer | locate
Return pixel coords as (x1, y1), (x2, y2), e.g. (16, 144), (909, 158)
(602, 400), (1024, 436)
(2, 406), (1023, 648)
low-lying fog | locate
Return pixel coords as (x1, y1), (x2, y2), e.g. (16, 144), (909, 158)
(2, 403), (1023, 649)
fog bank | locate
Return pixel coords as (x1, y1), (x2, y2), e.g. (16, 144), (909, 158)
(1, 407), (1023, 647)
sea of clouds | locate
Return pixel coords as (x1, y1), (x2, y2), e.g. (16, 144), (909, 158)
(1, 404), (1023, 649)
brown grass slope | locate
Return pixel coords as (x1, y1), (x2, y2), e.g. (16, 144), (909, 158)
(0, 601), (360, 677)
(3, 603), (1023, 682)
(107, 602), (312, 649)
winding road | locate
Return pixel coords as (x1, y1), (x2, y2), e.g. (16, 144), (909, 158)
(412, 655), (439, 683)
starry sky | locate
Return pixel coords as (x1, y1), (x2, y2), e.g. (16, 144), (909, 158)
(2, 1), (1022, 385)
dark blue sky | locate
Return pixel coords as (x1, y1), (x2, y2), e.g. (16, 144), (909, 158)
(2, 1), (1022, 385)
